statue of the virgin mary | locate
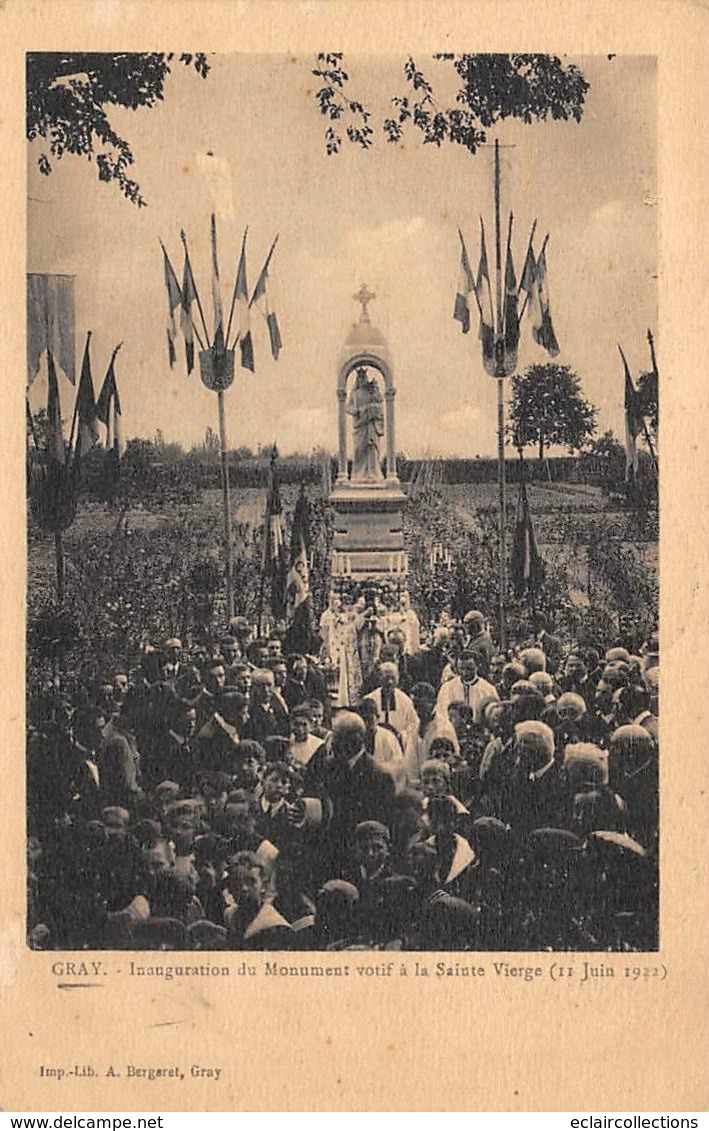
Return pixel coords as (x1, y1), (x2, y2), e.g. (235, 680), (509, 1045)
(346, 366), (385, 482)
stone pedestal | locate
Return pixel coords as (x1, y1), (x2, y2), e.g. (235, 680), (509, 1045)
(329, 480), (407, 581)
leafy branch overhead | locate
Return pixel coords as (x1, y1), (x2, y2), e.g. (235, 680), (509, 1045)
(313, 53), (589, 155)
(311, 54), (374, 154)
(26, 52), (210, 206)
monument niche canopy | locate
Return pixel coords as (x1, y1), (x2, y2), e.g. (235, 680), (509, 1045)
(329, 286), (407, 582)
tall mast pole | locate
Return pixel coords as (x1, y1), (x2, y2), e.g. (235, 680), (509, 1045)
(644, 329), (659, 472)
(217, 389), (234, 621)
(211, 216), (235, 621)
(494, 139), (508, 652)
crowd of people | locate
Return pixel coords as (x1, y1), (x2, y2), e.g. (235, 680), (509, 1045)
(26, 601), (660, 952)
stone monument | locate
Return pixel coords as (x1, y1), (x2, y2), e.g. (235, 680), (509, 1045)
(329, 285), (407, 581)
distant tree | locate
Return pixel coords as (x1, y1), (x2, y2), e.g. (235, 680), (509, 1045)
(586, 430), (625, 460)
(508, 363), (597, 460)
(26, 407), (53, 456)
(204, 426), (220, 453)
(26, 52), (210, 206)
(232, 445), (254, 461)
(312, 53), (589, 156)
(157, 440), (186, 463)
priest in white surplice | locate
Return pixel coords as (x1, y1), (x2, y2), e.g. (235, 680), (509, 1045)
(387, 591), (421, 655)
(435, 651), (499, 725)
(364, 662), (418, 750)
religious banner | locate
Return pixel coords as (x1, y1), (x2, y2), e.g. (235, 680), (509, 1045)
(26, 272), (76, 385)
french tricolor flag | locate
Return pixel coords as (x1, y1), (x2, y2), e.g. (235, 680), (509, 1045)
(250, 235), (282, 362)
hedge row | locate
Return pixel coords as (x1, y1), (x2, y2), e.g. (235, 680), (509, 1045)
(155, 453), (634, 490)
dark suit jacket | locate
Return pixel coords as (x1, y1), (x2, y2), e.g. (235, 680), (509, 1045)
(467, 631), (495, 677)
(410, 646), (448, 692)
(501, 763), (565, 835)
(245, 699), (290, 743)
(283, 668), (332, 724)
(316, 752), (396, 880)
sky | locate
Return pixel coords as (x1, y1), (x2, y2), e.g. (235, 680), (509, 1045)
(27, 53), (657, 458)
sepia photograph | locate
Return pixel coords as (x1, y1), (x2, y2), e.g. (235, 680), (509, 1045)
(25, 50), (659, 956)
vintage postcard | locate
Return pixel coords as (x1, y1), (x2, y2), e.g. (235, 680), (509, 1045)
(1, 0), (708, 1113)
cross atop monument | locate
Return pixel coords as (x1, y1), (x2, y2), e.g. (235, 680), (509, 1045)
(353, 282), (376, 324)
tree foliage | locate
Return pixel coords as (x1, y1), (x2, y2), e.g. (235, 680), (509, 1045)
(26, 52), (210, 206)
(508, 363), (597, 459)
(312, 53), (589, 155)
(27, 407), (54, 457)
(585, 429), (625, 460)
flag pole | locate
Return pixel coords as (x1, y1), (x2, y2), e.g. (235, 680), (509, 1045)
(180, 230), (211, 347)
(519, 451), (538, 624)
(217, 389), (234, 621)
(461, 227), (483, 320)
(647, 328), (659, 377)
(26, 396), (41, 453)
(257, 462), (270, 635)
(167, 234), (207, 351)
(494, 138), (508, 653)
(67, 330), (91, 461)
(225, 226), (248, 347)
(644, 330), (659, 473)
(505, 210), (514, 275)
(641, 412), (658, 474)
(516, 218), (537, 325)
(248, 235), (280, 311)
(209, 216), (235, 620)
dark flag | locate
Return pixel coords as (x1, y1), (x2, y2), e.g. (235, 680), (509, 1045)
(261, 446), (287, 621)
(235, 228), (254, 372)
(453, 228), (477, 335)
(502, 216), (519, 376)
(620, 344), (643, 481)
(46, 350), (66, 465)
(74, 332), (100, 463)
(285, 484), (316, 654)
(511, 474), (545, 597)
(518, 237), (536, 324)
(532, 240), (560, 358)
(95, 345), (126, 461)
(161, 242), (182, 368)
(477, 219), (496, 377)
(180, 238), (199, 374)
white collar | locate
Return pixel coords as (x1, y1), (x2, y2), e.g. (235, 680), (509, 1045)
(426, 833), (476, 883)
(244, 902), (290, 939)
